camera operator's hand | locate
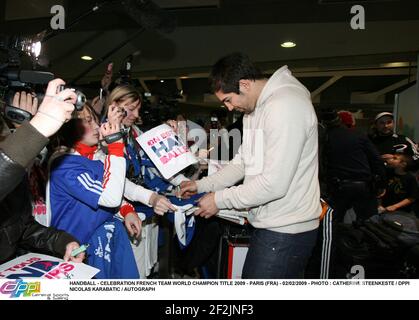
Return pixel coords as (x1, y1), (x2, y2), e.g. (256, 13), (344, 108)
(179, 181), (198, 199)
(100, 122), (122, 143)
(107, 104), (124, 126)
(12, 91), (38, 119)
(149, 193), (177, 215)
(29, 79), (77, 138)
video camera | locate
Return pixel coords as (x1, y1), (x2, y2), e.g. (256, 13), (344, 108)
(0, 33), (86, 124)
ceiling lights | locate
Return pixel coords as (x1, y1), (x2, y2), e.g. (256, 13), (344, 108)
(281, 41), (296, 48)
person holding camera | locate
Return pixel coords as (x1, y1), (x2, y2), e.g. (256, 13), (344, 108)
(0, 79), (76, 198)
(0, 78), (85, 264)
(103, 85), (183, 278)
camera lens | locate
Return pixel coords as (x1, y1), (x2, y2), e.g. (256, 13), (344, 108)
(74, 91), (86, 111)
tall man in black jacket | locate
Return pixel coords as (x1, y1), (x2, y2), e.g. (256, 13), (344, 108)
(320, 110), (386, 222)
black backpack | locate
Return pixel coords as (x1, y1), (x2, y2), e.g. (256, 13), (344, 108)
(336, 212), (419, 278)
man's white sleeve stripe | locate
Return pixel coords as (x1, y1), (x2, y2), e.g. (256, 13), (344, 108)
(77, 176), (102, 196)
(81, 173), (103, 188)
(79, 173), (103, 192)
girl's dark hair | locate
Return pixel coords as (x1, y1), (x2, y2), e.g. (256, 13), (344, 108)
(209, 52), (265, 94)
(56, 103), (97, 149)
(58, 118), (85, 149)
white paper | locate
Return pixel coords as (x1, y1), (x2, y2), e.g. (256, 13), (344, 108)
(137, 124), (198, 179)
(0, 254), (99, 279)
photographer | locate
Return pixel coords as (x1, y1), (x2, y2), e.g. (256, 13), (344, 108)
(0, 79), (76, 199)
(0, 78), (85, 264)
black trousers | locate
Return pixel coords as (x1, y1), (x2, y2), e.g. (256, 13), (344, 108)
(327, 180), (378, 223)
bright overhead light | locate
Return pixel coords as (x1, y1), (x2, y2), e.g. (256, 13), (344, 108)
(281, 41), (296, 48)
(382, 62), (409, 68)
(81, 56), (93, 61)
(160, 80), (165, 83)
(32, 41), (42, 58)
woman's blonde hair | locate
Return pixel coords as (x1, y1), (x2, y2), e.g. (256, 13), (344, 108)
(105, 85), (141, 114)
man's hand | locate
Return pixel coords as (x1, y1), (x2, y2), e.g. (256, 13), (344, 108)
(179, 181), (198, 199)
(63, 241), (85, 263)
(149, 193), (177, 215)
(378, 205), (386, 214)
(124, 212), (142, 239)
(29, 79), (77, 138)
(194, 193), (219, 219)
(12, 91), (39, 125)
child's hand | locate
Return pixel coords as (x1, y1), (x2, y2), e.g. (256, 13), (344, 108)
(100, 122), (122, 143)
(377, 206), (386, 214)
(385, 205), (398, 212)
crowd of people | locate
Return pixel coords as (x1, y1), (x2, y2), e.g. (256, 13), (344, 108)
(1, 52), (418, 279)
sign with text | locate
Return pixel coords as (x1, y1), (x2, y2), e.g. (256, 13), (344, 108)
(137, 124), (198, 179)
(0, 254), (99, 279)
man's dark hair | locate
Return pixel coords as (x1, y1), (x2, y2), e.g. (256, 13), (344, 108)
(209, 52), (265, 94)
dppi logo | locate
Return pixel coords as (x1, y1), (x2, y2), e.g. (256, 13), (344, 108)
(0, 280), (41, 298)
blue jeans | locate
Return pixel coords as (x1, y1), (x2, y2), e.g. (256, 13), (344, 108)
(242, 228), (318, 279)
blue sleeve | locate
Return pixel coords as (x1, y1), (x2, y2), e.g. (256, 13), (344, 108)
(52, 162), (102, 210)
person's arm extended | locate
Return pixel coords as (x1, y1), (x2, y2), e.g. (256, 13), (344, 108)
(59, 141), (126, 209)
(196, 148), (245, 193)
(0, 122), (48, 201)
(385, 198), (415, 212)
(124, 178), (154, 206)
(404, 136), (419, 161)
(214, 94), (313, 210)
(20, 214), (80, 259)
(362, 134), (387, 189)
(97, 142), (126, 207)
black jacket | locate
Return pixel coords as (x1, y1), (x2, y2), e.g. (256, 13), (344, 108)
(369, 133), (419, 161)
(324, 126), (386, 183)
(0, 122), (78, 264)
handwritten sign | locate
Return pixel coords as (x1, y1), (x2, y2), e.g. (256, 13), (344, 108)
(137, 124), (198, 179)
(0, 254), (99, 279)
